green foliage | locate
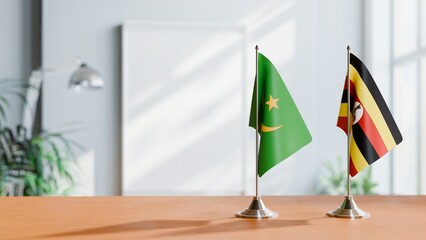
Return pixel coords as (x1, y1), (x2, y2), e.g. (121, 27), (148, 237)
(0, 125), (80, 196)
(0, 78), (80, 196)
(318, 156), (378, 195)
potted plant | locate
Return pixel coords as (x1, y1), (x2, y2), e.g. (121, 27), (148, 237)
(318, 156), (378, 195)
(0, 79), (80, 196)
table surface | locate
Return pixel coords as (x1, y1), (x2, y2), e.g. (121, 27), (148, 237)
(0, 195), (425, 239)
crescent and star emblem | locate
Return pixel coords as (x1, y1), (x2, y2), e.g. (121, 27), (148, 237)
(261, 94), (283, 133)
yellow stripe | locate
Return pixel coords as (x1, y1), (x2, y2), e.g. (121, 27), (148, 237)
(339, 103), (348, 117)
(350, 135), (369, 172)
(349, 65), (397, 150)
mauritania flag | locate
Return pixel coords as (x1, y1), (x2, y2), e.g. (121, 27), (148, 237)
(337, 53), (403, 177)
(249, 53), (312, 177)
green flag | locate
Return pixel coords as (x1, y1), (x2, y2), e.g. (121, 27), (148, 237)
(249, 53), (312, 177)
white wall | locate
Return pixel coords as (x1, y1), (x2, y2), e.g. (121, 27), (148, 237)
(42, 0), (363, 196)
(365, 0), (426, 195)
(364, 0), (393, 194)
(0, 0), (31, 127)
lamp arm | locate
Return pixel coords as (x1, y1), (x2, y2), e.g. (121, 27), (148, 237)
(34, 61), (80, 77)
(21, 60), (103, 135)
(22, 72), (43, 136)
(21, 60), (81, 135)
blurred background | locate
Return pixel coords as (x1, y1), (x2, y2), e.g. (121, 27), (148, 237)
(0, 0), (424, 196)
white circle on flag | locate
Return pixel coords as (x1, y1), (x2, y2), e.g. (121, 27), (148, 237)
(353, 102), (363, 125)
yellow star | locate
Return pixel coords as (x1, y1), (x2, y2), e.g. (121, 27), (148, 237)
(265, 94), (279, 111)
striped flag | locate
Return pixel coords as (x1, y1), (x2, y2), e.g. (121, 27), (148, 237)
(337, 53), (403, 177)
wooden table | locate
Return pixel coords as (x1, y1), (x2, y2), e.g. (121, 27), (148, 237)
(0, 196), (425, 239)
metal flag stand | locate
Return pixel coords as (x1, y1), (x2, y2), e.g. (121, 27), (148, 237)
(236, 45), (277, 219)
(326, 46), (370, 219)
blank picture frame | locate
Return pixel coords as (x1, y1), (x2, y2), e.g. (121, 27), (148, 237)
(121, 21), (248, 195)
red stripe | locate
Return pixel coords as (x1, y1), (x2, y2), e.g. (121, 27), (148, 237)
(344, 77), (356, 96)
(337, 116), (348, 134)
(349, 157), (358, 177)
(352, 91), (389, 157)
(355, 106), (388, 157)
(338, 77), (356, 134)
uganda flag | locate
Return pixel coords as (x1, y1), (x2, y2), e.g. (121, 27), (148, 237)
(249, 53), (312, 177)
(337, 53), (403, 177)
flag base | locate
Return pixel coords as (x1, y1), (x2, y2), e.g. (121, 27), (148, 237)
(236, 196), (278, 219)
(327, 195), (370, 219)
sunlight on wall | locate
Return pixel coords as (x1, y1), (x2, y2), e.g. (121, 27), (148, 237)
(40, 0), (371, 196)
(172, 31), (243, 79)
(259, 20), (295, 69)
(122, 0), (360, 196)
(393, 62), (418, 194)
(393, 0), (417, 58)
(241, 0), (294, 31)
(367, 0), (426, 195)
(124, 25), (245, 195)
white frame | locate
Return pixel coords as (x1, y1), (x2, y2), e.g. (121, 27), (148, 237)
(121, 21), (249, 195)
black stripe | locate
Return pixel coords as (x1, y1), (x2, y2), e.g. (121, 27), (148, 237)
(350, 53), (403, 144)
(352, 123), (380, 165)
(340, 90), (355, 111)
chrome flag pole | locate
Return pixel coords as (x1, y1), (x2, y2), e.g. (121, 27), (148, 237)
(327, 46), (369, 219)
(236, 45), (277, 219)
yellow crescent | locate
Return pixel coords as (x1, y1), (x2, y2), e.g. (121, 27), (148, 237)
(261, 124), (283, 133)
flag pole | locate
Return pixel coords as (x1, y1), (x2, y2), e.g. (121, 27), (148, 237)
(327, 46), (369, 219)
(236, 45), (277, 219)
(255, 45), (259, 198)
(346, 46), (351, 198)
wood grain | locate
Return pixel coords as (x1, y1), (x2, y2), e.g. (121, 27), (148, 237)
(0, 196), (425, 239)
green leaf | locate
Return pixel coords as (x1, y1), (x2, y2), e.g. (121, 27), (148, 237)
(0, 96), (11, 108)
(1, 123), (79, 196)
(0, 105), (6, 122)
(319, 156), (378, 195)
(4, 91), (27, 105)
(24, 173), (38, 195)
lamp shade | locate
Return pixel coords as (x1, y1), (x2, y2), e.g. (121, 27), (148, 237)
(69, 63), (104, 90)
